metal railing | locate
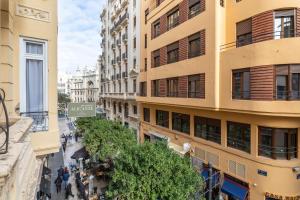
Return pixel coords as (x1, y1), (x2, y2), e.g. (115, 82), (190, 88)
(122, 71), (128, 78)
(188, 91), (204, 98)
(258, 144), (298, 159)
(220, 30), (300, 51)
(275, 90), (300, 100)
(122, 53), (128, 60)
(227, 137), (250, 153)
(21, 111), (49, 132)
(0, 89), (9, 154)
(122, 34), (128, 42)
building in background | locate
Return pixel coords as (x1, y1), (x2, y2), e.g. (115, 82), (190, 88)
(138, 0), (300, 199)
(58, 72), (72, 95)
(99, 0), (141, 136)
(0, 0), (59, 199)
(69, 66), (100, 103)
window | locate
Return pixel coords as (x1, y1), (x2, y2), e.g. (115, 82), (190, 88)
(145, 34), (147, 48)
(167, 78), (178, 97)
(143, 108), (150, 122)
(236, 19), (252, 47)
(167, 8), (179, 30)
(133, 37), (136, 48)
(232, 69), (250, 99)
(145, 9), (149, 24)
(276, 65), (300, 100)
(188, 74), (203, 98)
(153, 20), (160, 38)
(124, 103), (129, 118)
(274, 10), (295, 39)
(194, 116), (221, 144)
(118, 102), (122, 113)
(20, 38), (48, 114)
(133, 105), (137, 115)
(145, 58), (148, 71)
(125, 80), (128, 92)
(172, 112), (190, 134)
(188, 32), (200, 58)
(152, 80), (160, 97)
(156, 110), (169, 128)
(113, 102), (117, 114)
(153, 50), (160, 67)
(189, 0), (201, 19)
(133, 79), (137, 93)
(156, 0), (163, 6)
(259, 127), (297, 160)
(167, 42), (179, 63)
(140, 82), (147, 97)
(227, 122), (251, 153)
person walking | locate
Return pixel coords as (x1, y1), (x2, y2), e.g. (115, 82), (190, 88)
(57, 166), (64, 178)
(62, 167), (70, 189)
(54, 175), (63, 193)
(65, 183), (75, 199)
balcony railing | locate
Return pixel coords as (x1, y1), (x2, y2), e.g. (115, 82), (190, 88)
(117, 39), (121, 46)
(258, 144), (297, 160)
(111, 44), (116, 50)
(122, 34), (128, 42)
(167, 17), (179, 30)
(122, 53), (128, 60)
(221, 30), (300, 51)
(0, 89), (9, 154)
(117, 56), (121, 63)
(111, 60), (116, 65)
(21, 111), (49, 132)
(275, 90), (300, 100)
(122, 71), (128, 78)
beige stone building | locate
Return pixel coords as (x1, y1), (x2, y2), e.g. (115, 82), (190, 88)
(138, 0), (300, 199)
(0, 0), (59, 199)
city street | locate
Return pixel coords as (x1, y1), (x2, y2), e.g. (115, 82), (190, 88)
(48, 118), (83, 200)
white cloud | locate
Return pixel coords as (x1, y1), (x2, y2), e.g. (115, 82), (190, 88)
(58, 0), (105, 73)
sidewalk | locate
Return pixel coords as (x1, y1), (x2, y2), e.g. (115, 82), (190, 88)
(49, 118), (83, 200)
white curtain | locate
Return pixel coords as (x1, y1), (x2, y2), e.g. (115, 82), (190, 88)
(26, 59), (44, 112)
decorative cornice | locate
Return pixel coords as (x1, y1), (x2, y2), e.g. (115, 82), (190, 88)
(16, 4), (50, 22)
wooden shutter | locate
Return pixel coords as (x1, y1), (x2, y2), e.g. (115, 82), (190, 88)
(236, 18), (252, 36)
(200, 29), (205, 55)
(159, 79), (167, 97)
(160, 47), (167, 66)
(252, 10), (274, 43)
(179, 37), (188, 61)
(250, 65), (274, 100)
(199, 73), (205, 98)
(178, 76), (188, 97)
(179, 0), (189, 24)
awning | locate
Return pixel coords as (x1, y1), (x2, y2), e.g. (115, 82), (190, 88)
(168, 142), (190, 156)
(221, 178), (248, 200)
(71, 147), (90, 160)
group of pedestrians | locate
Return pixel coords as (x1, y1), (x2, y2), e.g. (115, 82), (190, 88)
(54, 166), (74, 199)
(62, 132), (79, 152)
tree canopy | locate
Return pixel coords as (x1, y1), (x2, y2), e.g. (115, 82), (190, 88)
(58, 93), (71, 104)
(76, 118), (204, 200)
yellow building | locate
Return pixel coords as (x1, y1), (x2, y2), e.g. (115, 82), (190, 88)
(138, 0), (300, 199)
(0, 0), (59, 199)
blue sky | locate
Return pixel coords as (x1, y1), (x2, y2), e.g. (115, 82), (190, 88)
(58, 0), (105, 73)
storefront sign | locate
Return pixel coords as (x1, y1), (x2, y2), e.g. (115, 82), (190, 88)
(257, 169), (267, 176)
(265, 192), (300, 200)
(68, 103), (96, 118)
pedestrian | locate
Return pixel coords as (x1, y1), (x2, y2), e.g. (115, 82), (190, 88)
(62, 167), (70, 189)
(54, 175), (62, 193)
(65, 183), (75, 199)
(62, 142), (66, 152)
(57, 166), (64, 178)
(75, 132), (79, 142)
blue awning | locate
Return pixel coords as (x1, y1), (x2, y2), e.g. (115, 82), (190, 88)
(221, 179), (248, 200)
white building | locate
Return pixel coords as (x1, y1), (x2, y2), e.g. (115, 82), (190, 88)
(69, 66), (100, 103)
(99, 0), (140, 137)
(57, 72), (71, 95)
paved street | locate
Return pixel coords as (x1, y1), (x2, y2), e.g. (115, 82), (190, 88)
(49, 118), (83, 200)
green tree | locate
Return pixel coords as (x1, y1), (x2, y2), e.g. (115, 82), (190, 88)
(106, 142), (204, 200)
(58, 93), (71, 104)
(78, 118), (204, 200)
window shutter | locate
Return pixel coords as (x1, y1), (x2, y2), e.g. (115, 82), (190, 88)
(236, 18), (252, 36)
(167, 42), (179, 51)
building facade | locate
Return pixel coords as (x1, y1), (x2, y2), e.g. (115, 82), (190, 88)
(138, 0), (300, 199)
(0, 0), (59, 199)
(99, 0), (141, 135)
(70, 67), (100, 103)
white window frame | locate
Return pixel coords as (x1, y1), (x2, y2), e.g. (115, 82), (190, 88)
(19, 37), (48, 113)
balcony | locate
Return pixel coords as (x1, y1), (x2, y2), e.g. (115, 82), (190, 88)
(20, 111), (49, 132)
(117, 56), (121, 64)
(111, 75), (115, 80)
(117, 73), (121, 79)
(221, 29), (299, 51)
(111, 59), (116, 66)
(122, 52), (128, 61)
(122, 34), (128, 43)
(111, 43), (116, 50)
(121, 0), (129, 7)
(117, 39), (121, 47)
(122, 71), (128, 78)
